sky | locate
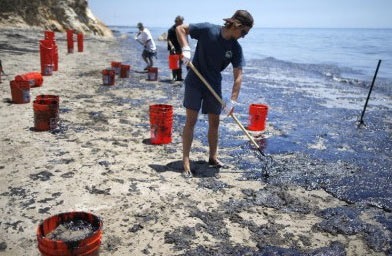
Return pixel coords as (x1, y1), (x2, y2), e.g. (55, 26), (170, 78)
(88, 0), (392, 29)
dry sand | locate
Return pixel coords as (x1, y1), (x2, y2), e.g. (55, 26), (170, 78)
(0, 28), (388, 255)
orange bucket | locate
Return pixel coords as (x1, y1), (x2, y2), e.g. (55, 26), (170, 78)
(66, 29), (74, 53)
(168, 54), (180, 70)
(40, 39), (54, 76)
(35, 94), (60, 107)
(102, 69), (115, 85)
(37, 211), (102, 256)
(120, 64), (130, 78)
(44, 31), (58, 71)
(10, 80), (30, 104)
(44, 31), (55, 41)
(111, 61), (121, 75)
(149, 104), (173, 144)
(247, 104), (268, 131)
(77, 33), (84, 52)
(15, 72), (43, 87)
(147, 67), (158, 81)
(33, 96), (60, 131)
(35, 94), (60, 121)
(53, 43), (58, 71)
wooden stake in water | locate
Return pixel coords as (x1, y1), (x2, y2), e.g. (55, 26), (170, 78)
(358, 59), (382, 127)
(0, 60), (4, 83)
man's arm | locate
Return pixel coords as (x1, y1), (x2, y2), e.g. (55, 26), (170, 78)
(231, 67), (243, 101)
(175, 24), (190, 48)
(176, 24), (191, 63)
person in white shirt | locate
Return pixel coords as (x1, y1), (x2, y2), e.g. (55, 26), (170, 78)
(135, 22), (157, 70)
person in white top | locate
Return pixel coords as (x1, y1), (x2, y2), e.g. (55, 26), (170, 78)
(135, 22), (157, 70)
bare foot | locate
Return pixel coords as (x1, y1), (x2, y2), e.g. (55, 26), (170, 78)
(183, 158), (192, 178)
(208, 158), (228, 168)
(182, 169), (193, 178)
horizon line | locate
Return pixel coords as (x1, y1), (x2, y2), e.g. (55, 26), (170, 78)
(106, 24), (392, 30)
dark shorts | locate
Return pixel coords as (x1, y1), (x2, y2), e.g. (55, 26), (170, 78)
(183, 81), (222, 114)
(142, 49), (157, 58)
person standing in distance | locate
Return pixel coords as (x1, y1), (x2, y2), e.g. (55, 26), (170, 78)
(167, 15), (185, 82)
(176, 10), (254, 177)
(135, 22), (157, 70)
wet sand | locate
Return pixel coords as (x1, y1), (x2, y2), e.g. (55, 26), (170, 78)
(0, 28), (391, 255)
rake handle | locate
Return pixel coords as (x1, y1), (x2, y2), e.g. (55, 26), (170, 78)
(188, 62), (264, 155)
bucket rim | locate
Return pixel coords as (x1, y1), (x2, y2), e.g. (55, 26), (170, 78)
(250, 103), (268, 108)
(36, 211), (103, 244)
(33, 99), (59, 105)
(149, 104), (173, 108)
(149, 104), (173, 113)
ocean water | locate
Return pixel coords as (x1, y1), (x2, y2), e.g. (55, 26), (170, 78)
(113, 26), (392, 101)
(111, 26), (392, 211)
(113, 26), (392, 83)
(242, 28), (392, 81)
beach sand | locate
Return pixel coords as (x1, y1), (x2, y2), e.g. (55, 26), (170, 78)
(0, 28), (388, 255)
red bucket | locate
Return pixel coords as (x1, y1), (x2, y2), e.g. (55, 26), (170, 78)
(247, 104), (268, 131)
(102, 69), (115, 85)
(37, 211), (102, 256)
(35, 94), (60, 120)
(10, 80), (30, 104)
(111, 61), (121, 75)
(15, 72), (43, 87)
(44, 31), (58, 71)
(66, 29), (74, 53)
(77, 33), (84, 52)
(33, 96), (60, 131)
(147, 67), (158, 81)
(35, 94), (60, 105)
(40, 39), (54, 76)
(53, 43), (58, 71)
(44, 31), (55, 41)
(149, 104), (173, 144)
(168, 54), (180, 70)
(120, 64), (130, 78)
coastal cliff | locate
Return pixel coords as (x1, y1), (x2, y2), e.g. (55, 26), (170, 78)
(0, 0), (112, 37)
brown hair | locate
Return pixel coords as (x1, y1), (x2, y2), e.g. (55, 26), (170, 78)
(223, 10), (254, 28)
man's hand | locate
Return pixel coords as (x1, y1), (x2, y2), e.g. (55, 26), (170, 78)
(222, 98), (237, 116)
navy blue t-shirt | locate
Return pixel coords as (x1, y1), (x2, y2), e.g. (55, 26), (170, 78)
(185, 22), (244, 92)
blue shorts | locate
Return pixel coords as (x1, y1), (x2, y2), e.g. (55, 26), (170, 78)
(183, 81), (222, 114)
